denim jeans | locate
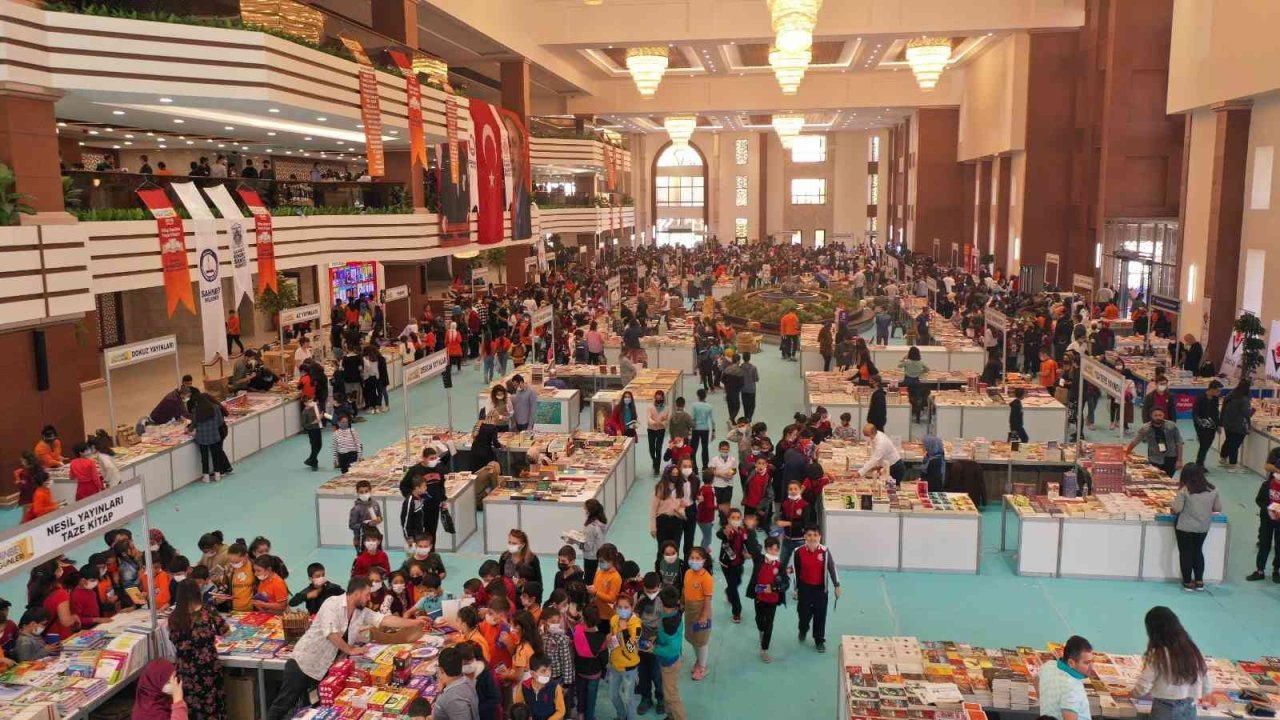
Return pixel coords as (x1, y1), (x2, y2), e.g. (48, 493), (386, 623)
(483, 355), (494, 383)
(1150, 698), (1196, 720)
(608, 667), (638, 720)
(698, 522), (713, 550)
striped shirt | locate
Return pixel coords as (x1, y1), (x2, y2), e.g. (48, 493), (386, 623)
(1038, 660), (1091, 720)
(332, 428), (363, 463)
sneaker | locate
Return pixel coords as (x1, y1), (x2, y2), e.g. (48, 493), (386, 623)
(199, 474), (210, 484)
(655, 701), (665, 715)
(1182, 583), (1195, 592)
(638, 700), (652, 715)
(798, 629), (807, 643)
(732, 615), (741, 624)
(760, 650), (773, 663)
(212, 472), (222, 482)
(691, 665), (706, 681)
(817, 642), (827, 653)
(1272, 571), (1280, 584)
(222, 468), (234, 476)
(1247, 571), (1266, 581)
(1194, 581), (1205, 592)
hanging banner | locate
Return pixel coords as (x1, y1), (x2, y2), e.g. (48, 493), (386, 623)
(1222, 326), (1247, 382)
(445, 86), (460, 185)
(524, 256), (538, 276)
(235, 188), (277, 294)
(983, 306), (1008, 332)
(280, 303), (322, 326)
(607, 275), (621, 303)
(498, 108), (533, 240)
(1268, 319), (1280, 385)
(469, 99), (506, 244)
(338, 36), (385, 177)
(537, 235), (548, 271)
(1081, 355), (1126, 402)
(438, 140), (472, 246)
(136, 188), (195, 317)
(606, 144), (617, 192)
(382, 285), (409, 303)
(0, 478), (146, 580)
(202, 184), (254, 307)
(170, 182), (226, 363)
(497, 108), (513, 212)
(387, 50), (428, 169)
(1150, 294), (1181, 314)
(404, 349), (449, 387)
(1072, 273), (1094, 291)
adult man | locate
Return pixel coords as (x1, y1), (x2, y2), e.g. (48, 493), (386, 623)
(791, 525), (841, 654)
(431, 646), (480, 719)
(149, 375), (195, 425)
(1142, 378), (1175, 423)
(739, 353), (760, 423)
(1180, 333), (1204, 373)
(511, 374), (538, 431)
(241, 158), (259, 179)
(779, 308), (800, 361)
(851, 422), (904, 484)
(138, 154), (153, 174)
(1037, 636), (1094, 720)
(1126, 407), (1183, 476)
(259, 159), (276, 180)
(265, 578), (429, 720)
(1192, 380), (1223, 467)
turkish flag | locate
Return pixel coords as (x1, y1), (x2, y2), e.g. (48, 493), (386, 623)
(469, 99), (506, 245)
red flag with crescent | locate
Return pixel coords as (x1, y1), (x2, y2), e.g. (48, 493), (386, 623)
(468, 99), (506, 244)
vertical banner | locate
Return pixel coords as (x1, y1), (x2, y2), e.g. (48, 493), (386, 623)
(1222, 328), (1246, 382)
(202, 184), (254, 307)
(136, 188), (195, 317)
(170, 182), (226, 362)
(606, 144), (617, 192)
(338, 36), (385, 177)
(236, 189), (277, 293)
(469, 99), (506, 245)
(1268, 319), (1280, 384)
(387, 51), (428, 169)
(498, 108), (532, 240)
(438, 140), (472, 245)
(537, 235), (548, 271)
(445, 86), (460, 186)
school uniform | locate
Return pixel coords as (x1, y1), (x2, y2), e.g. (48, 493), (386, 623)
(716, 525), (758, 620)
(746, 556), (789, 651)
(791, 543), (840, 648)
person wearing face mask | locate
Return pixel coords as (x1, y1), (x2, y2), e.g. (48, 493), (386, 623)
(381, 571), (413, 616)
(651, 468), (690, 569)
(1143, 379), (1176, 424)
(69, 442), (105, 501)
(634, 574), (666, 715)
(512, 374), (539, 432)
(13, 608), (58, 662)
(331, 413), (364, 474)
(167, 579), (228, 719)
(589, 544), (622, 624)
(707, 440), (739, 519)
(1220, 381), (1254, 470)
(290, 563), (344, 614)
(647, 391), (670, 475)
(539, 606), (575, 713)
(716, 508), (759, 625)
(457, 640), (502, 720)
(250, 556), (288, 614)
(651, 586), (686, 720)
(555, 546), (585, 592)
(747, 536), (789, 663)
(400, 447), (447, 537)
(407, 573), (445, 619)
(792, 525), (842, 654)
(265, 577), (431, 720)
(348, 479), (382, 549)
(196, 531), (230, 579)
(487, 384), (513, 430)
(500, 529), (543, 587)
(401, 534), (447, 582)
(606, 595), (642, 720)
(70, 565), (109, 628)
(681, 547), (713, 681)
(1126, 407), (1183, 477)
(164, 557), (191, 608)
(147, 529), (177, 573)
(351, 527), (391, 579)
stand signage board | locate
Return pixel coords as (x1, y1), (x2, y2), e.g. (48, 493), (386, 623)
(0, 479), (145, 579)
(1072, 273), (1094, 291)
(405, 350), (449, 387)
(106, 335), (177, 370)
(381, 285), (409, 303)
(280, 303), (322, 327)
(1082, 355), (1126, 401)
(1150, 294), (1181, 314)
(532, 305), (553, 330)
(984, 307), (1008, 332)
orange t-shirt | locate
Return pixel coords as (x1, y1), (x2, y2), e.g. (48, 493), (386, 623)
(1039, 359), (1059, 388)
(683, 568), (714, 604)
(591, 568), (622, 620)
(462, 627), (493, 662)
(24, 486), (58, 521)
(150, 570), (171, 608)
(779, 313), (800, 336)
(256, 575), (288, 610)
(229, 562), (256, 611)
(478, 620), (514, 670)
(226, 315), (241, 334)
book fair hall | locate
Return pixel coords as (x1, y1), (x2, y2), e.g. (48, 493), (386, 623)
(7, 1), (1280, 719)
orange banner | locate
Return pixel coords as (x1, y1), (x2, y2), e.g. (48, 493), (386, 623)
(445, 84), (460, 185)
(136, 188), (195, 317)
(387, 50), (428, 169)
(236, 188), (277, 294)
(339, 36), (385, 177)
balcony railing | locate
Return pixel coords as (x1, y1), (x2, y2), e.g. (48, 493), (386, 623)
(528, 125), (627, 149)
(64, 171), (408, 219)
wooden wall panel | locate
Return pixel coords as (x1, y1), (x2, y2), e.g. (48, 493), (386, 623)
(913, 109), (965, 252)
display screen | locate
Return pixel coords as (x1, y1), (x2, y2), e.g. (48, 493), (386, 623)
(330, 262), (378, 303)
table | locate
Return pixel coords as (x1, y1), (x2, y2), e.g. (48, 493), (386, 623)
(314, 474), (477, 552)
(477, 370), (583, 432)
(823, 508), (981, 574)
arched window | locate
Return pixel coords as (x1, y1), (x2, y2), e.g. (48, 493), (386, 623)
(652, 143), (707, 247)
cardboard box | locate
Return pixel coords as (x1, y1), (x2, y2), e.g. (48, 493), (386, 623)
(225, 673), (257, 720)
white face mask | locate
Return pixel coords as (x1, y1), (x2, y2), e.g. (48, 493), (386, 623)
(392, 583), (406, 593)
(364, 541), (379, 553)
(663, 554), (677, 564)
(729, 519), (742, 528)
(806, 541), (820, 551)
(465, 661), (483, 675)
(545, 623), (563, 634)
(788, 493), (802, 501)
(680, 468), (692, 477)
(312, 576), (327, 588)
(645, 590), (660, 600)
(172, 574), (186, 583)
(149, 545), (160, 553)
(357, 493), (371, 502)
(427, 459), (440, 467)
(161, 682), (173, 695)
(765, 553), (780, 563)
(536, 673), (552, 685)
(231, 560), (244, 569)
(414, 547), (432, 558)
(370, 580), (383, 590)
(508, 543), (523, 554)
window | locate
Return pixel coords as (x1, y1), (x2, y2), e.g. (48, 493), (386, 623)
(791, 135), (826, 163)
(814, 230), (826, 248)
(866, 216), (878, 233)
(735, 139), (749, 165)
(869, 135), (881, 162)
(867, 174), (879, 205)
(735, 176), (748, 207)
(734, 217), (748, 242)
(790, 178), (826, 205)
(656, 145), (702, 167)
(655, 175), (705, 207)
(791, 231), (803, 245)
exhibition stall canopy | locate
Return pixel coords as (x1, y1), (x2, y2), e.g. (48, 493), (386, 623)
(105, 335), (181, 438)
(402, 349), (450, 460)
(279, 303), (322, 352)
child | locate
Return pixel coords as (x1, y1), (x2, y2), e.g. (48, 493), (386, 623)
(512, 654), (565, 720)
(654, 541), (685, 593)
(22, 468), (58, 522)
(463, 578), (485, 608)
(695, 470), (717, 551)
(589, 544), (621, 624)
(331, 393), (356, 424)
(508, 610), (543, 689)
(635, 573), (665, 715)
(480, 597), (516, 679)
(777, 480), (813, 570)
(792, 525), (842, 654)
(653, 587), (686, 720)
(582, 499), (608, 585)
(743, 456), (773, 525)
(716, 508), (758, 624)
(251, 556), (288, 613)
(663, 435), (692, 469)
(408, 574), (444, 619)
(352, 527), (391, 579)
(619, 560), (644, 600)
(382, 571), (413, 615)
(406, 698), (432, 720)
(708, 440), (739, 519)
(607, 594), (642, 720)
(571, 604), (608, 720)
(458, 640), (503, 720)
(554, 545), (584, 592)
(832, 412), (858, 440)
(70, 565), (108, 628)
(332, 413), (363, 473)
(368, 567), (389, 609)
(746, 536), (789, 663)
(682, 547), (713, 680)
(226, 543), (255, 612)
(1009, 387), (1029, 442)
(402, 534), (447, 581)
(519, 582), (543, 624)
(14, 608), (58, 662)
(348, 480), (382, 549)
(401, 477), (431, 542)
(289, 563), (343, 614)
(69, 442), (104, 501)
(480, 560), (516, 604)
(540, 606), (575, 709)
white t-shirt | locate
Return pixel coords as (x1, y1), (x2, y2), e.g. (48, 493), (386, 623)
(860, 432), (903, 476)
(292, 595), (385, 680)
(942, 276), (956, 293)
(707, 454), (739, 488)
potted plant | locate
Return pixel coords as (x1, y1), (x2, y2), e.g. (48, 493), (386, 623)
(1234, 311), (1267, 380)
(0, 163), (35, 225)
(255, 272), (299, 329)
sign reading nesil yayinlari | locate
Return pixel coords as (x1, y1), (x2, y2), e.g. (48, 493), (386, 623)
(983, 307), (1008, 332)
(404, 350), (449, 388)
(0, 479), (145, 580)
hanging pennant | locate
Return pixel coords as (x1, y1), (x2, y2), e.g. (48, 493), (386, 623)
(498, 108), (532, 240)
(136, 188), (195, 317)
(338, 35), (385, 177)
(387, 50), (428, 169)
(202, 184), (254, 307)
(236, 188), (277, 294)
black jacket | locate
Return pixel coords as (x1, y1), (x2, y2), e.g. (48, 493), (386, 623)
(866, 389), (887, 430)
(1192, 393), (1220, 431)
(289, 581), (344, 614)
(745, 558), (789, 606)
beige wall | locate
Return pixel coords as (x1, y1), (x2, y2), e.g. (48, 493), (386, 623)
(1169, 0), (1280, 113)
(1240, 94), (1280, 326)
(1178, 108), (1215, 340)
(1007, 150), (1026, 272)
(957, 33), (1030, 161)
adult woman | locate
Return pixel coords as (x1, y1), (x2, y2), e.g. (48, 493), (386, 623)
(585, 321), (605, 364)
(499, 529), (542, 586)
(167, 579), (228, 719)
(1219, 381), (1253, 469)
(898, 346), (930, 422)
(487, 385), (513, 431)
(470, 422), (504, 472)
(1171, 464), (1221, 591)
(41, 566), (80, 640)
(190, 392), (232, 483)
(446, 321), (464, 371)
(647, 391), (670, 476)
(607, 391), (638, 438)
(650, 466), (689, 564)
(1133, 606), (1210, 720)
(817, 321), (834, 372)
(854, 349), (879, 385)
(132, 658), (189, 720)
(921, 435), (947, 493)
(361, 346), (382, 413)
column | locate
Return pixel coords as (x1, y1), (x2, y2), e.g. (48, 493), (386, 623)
(0, 84), (68, 219)
(992, 156), (1011, 276)
(500, 60), (532, 124)
(383, 151), (425, 211)
(913, 109), (965, 253)
(975, 160), (992, 259)
(1202, 103), (1251, 358)
(371, 0), (418, 48)
(505, 246), (529, 288)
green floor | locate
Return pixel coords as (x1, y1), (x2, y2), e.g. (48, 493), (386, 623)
(6, 334), (1279, 719)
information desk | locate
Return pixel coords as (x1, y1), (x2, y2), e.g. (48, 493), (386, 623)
(477, 369), (582, 432)
(54, 390), (301, 505)
(822, 481), (981, 574)
(1000, 494), (1229, 582)
(482, 434), (635, 554)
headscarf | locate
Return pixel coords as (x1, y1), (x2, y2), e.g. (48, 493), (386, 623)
(131, 658), (175, 720)
(922, 435), (946, 486)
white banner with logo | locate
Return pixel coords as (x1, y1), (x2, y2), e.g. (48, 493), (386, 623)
(524, 256), (538, 276)
(531, 304), (553, 330)
(607, 275), (621, 303)
(202, 184), (255, 307)
(0, 479), (145, 580)
(1072, 273), (1094, 291)
(171, 182), (225, 362)
(105, 334), (177, 370)
(983, 306), (1008, 332)
(537, 236), (548, 272)
(280, 303), (322, 327)
(1081, 355), (1126, 402)
(405, 349), (449, 387)
(1267, 320), (1280, 384)
(1222, 327), (1247, 382)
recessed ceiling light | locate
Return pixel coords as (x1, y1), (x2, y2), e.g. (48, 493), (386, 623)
(112, 144), (121, 149)
(186, 140), (195, 145)
(57, 122), (67, 127)
(173, 119), (184, 124)
(268, 108), (280, 113)
(178, 136), (185, 140)
(158, 144), (166, 148)
(316, 116), (327, 122)
(218, 144), (225, 148)
(267, 132), (277, 136)
(112, 110), (125, 115)
(266, 148), (273, 152)
(304, 153), (311, 157)
(304, 136), (313, 141)
(124, 141), (132, 146)
(336, 141), (345, 145)
(224, 125), (234, 130)
(124, 134), (134, 139)
(387, 130), (398, 135)
(77, 141), (84, 146)
(159, 97), (173, 103)
(88, 130), (99, 135)
(356, 124), (363, 129)
(285, 151), (293, 154)
(241, 146), (248, 150)
(146, 132), (154, 137)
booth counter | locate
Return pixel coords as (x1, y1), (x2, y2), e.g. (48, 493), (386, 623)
(821, 481), (981, 574)
(477, 369), (582, 433)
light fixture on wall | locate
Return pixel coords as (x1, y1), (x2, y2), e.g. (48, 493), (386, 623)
(771, 113), (804, 149)
(626, 47), (670, 99)
(767, 0), (822, 54)
(768, 46), (811, 95)
(664, 115), (697, 148)
(584, 0), (603, 5)
(904, 37), (952, 90)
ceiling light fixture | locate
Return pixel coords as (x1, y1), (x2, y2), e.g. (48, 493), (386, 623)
(268, 108), (280, 113)
(769, 46), (811, 94)
(158, 97), (173, 103)
(316, 116), (327, 122)
(905, 37), (951, 90)
(625, 46), (670, 99)
(663, 115), (697, 149)
(771, 113), (804, 148)
(767, 0), (823, 54)
(173, 119), (184, 124)
(112, 110), (125, 115)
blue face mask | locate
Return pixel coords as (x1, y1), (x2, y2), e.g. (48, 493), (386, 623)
(617, 608), (633, 620)
(598, 561), (611, 571)
(688, 560), (704, 571)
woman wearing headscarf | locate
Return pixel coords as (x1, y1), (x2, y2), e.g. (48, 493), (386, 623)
(921, 436), (947, 492)
(131, 658), (188, 720)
